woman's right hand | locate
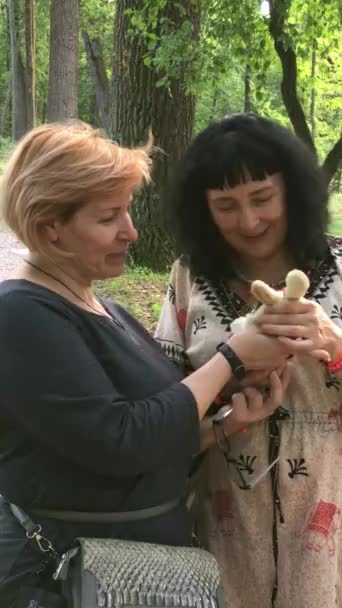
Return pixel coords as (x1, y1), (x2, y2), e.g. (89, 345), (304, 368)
(227, 324), (291, 371)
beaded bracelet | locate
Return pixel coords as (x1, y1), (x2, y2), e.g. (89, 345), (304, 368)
(327, 356), (342, 373)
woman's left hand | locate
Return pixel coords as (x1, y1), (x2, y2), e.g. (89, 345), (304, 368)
(257, 298), (342, 363)
(223, 366), (290, 436)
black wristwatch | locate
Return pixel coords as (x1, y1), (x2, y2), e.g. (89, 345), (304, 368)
(216, 342), (246, 381)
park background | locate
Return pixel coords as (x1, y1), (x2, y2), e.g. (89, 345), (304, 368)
(0, 0), (341, 331)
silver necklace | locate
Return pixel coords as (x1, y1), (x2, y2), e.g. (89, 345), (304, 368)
(24, 259), (125, 330)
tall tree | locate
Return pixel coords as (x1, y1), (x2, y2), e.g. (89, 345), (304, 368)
(310, 44), (317, 142)
(82, 31), (109, 131)
(267, 0), (342, 182)
(0, 79), (10, 139)
(244, 64), (252, 113)
(25, 0), (35, 129)
(47, 0), (80, 122)
(7, 0), (27, 139)
(110, 0), (200, 269)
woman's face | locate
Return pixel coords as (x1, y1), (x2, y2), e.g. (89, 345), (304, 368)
(207, 173), (287, 262)
(47, 190), (138, 281)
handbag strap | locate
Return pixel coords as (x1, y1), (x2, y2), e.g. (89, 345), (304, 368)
(30, 498), (180, 523)
(8, 497), (180, 557)
(9, 497), (181, 583)
(9, 503), (61, 559)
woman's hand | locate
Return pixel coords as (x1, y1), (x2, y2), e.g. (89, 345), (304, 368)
(219, 368), (283, 402)
(257, 298), (342, 363)
(227, 324), (301, 371)
(223, 366), (290, 436)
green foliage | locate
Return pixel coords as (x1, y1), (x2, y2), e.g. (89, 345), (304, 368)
(197, 0), (341, 169)
(95, 265), (169, 333)
(329, 192), (342, 237)
(195, 63), (245, 132)
(123, 0), (341, 171)
(1, 0), (340, 161)
(0, 137), (14, 172)
(1, 0), (341, 271)
(35, 0), (50, 122)
(79, 0), (115, 123)
(125, 1), (201, 93)
(0, 1), (10, 136)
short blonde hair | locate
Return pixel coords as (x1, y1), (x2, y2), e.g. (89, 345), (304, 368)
(1, 121), (151, 257)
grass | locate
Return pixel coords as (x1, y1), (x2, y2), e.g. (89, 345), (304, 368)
(329, 192), (342, 237)
(95, 266), (169, 333)
(0, 138), (13, 173)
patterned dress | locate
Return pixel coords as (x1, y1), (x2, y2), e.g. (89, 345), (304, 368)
(155, 239), (342, 608)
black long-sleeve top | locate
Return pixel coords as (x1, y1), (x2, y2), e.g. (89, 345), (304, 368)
(0, 280), (200, 518)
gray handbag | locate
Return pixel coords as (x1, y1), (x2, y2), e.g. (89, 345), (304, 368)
(60, 537), (224, 608)
(9, 502), (225, 608)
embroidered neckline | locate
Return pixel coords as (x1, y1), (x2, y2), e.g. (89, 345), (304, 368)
(194, 242), (339, 330)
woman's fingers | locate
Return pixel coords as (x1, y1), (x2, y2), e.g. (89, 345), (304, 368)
(263, 299), (315, 314)
(259, 312), (317, 327)
(277, 336), (330, 362)
(243, 386), (263, 409)
(275, 362), (287, 377)
(263, 371), (283, 412)
(305, 348), (331, 363)
(239, 370), (269, 388)
(228, 365), (292, 430)
(230, 392), (249, 421)
(229, 367), (290, 428)
(279, 363), (291, 390)
(261, 324), (311, 338)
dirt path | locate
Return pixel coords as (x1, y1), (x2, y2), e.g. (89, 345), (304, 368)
(0, 229), (28, 280)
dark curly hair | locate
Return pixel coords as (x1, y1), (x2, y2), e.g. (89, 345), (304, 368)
(164, 113), (329, 280)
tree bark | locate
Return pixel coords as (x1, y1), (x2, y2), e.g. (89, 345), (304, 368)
(210, 83), (218, 121)
(25, 0), (35, 129)
(8, 0), (28, 139)
(310, 44), (316, 141)
(110, 0), (200, 269)
(322, 134), (342, 185)
(244, 63), (252, 112)
(268, 0), (315, 153)
(82, 31), (109, 131)
(47, 0), (80, 122)
(110, 0), (153, 146)
(268, 0), (342, 183)
(0, 78), (11, 139)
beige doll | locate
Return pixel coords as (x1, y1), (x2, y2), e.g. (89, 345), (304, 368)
(230, 269), (310, 334)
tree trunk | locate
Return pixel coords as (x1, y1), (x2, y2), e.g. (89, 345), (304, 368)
(210, 83), (218, 121)
(268, 0), (315, 153)
(322, 135), (342, 185)
(89, 92), (97, 126)
(82, 31), (109, 131)
(25, 0), (35, 129)
(244, 64), (252, 112)
(268, 0), (342, 183)
(0, 79), (11, 139)
(110, 0), (200, 270)
(8, 0), (28, 139)
(110, 0), (153, 146)
(310, 44), (316, 141)
(47, 0), (80, 122)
